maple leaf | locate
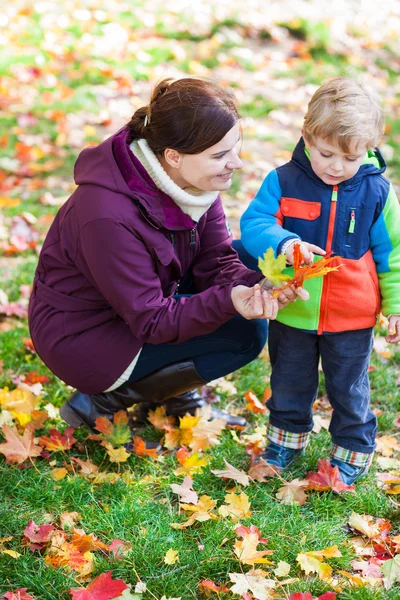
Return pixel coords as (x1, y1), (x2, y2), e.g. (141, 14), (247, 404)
(104, 443), (130, 463)
(348, 512), (391, 542)
(259, 245), (342, 299)
(38, 427), (77, 451)
(70, 529), (109, 552)
(211, 459), (250, 486)
(244, 391), (267, 414)
(0, 425), (42, 465)
(108, 539), (132, 559)
(375, 435), (400, 456)
(276, 478), (309, 506)
(51, 467), (68, 480)
(24, 372), (50, 385)
(147, 405), (176, 430)
(198, 580), (229, 595)
(218, 491), (252, 521)
(381, 554), (400, 590)
(164, 548), (179, 564)
(248, 460), (278, 481)
(234, 525), (274, 565)
(132, 435), (159, 459)
(174, 449), (209, 476)
(93, 410), (131, 446)
(189, 409), (226, 452)
(49, 541), (94, 575)
(60, 512), (81, 530)
(70, 457), (99, 476)
(229, 571), (276, 599)
(170, 476), (198, 504)
(23, 519), (54, 551)
(258, 248), (290, 286)
(170, 495), (217, 529)
(273, 561), (291, 577)
(305, 459), (355, 493)
(0, 387), (39, 424)
(296, 546), (341, 581)
(69, 571), (128, 600)
(4, 590), (36, 600)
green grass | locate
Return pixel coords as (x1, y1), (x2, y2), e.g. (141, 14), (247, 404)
(1, 2), (400, 598)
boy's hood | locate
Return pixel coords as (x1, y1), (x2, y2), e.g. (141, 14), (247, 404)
(291, 137), (387, 188)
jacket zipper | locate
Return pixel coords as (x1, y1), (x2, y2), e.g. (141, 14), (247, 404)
(189, 228), (196, 259)
(318, 185), (338, 334)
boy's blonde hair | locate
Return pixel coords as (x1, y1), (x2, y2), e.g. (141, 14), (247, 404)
(303, 77), (384, 153)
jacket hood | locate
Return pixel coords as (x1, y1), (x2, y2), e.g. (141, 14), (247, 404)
(74, 127), (166, 227)
(291, 137), (387, 188)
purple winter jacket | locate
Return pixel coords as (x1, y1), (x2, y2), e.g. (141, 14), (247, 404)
(28, 128), (261, 393)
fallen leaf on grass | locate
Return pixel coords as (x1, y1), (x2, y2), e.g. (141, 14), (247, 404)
(174, 448), (209, 476)
(348, 512), (391, 540)
(164, 548), (179, 564)
(381, 554), (400, 590)
(104, 443), (130, 463)
(60, 512), (81, 530)
(23, 520), (54, 551)
(68, 571), (128, 600)
(375, 435), (400, 457)
(218, 491), (251, 521)
(296, 546), (341, 581)
(51, 467), (68, 480)
(305, 459), (355, 493)
(229, 570), (275, 599)
(170, 476), (198, 504)
(132, 436), (159, 459)
(170, 495), (218, 529)
(211, 459), (250, 486)
(244, 391), (267, 414)
(248, 460), (278, 481)
(234, 525), (274, 566)
(70, 457), (99, 475)
(4, 590), (36, 600)
(198, 580), (229, 594)
(276, 479), (309, 506)
(108, 539), (132, 559)
(147, 405), (176, 430)
(38, 427), (77, 452)
(92, 410), (131, 447)
(0, 424), (43, 465)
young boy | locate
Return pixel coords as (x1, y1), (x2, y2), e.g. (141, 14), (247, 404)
(240, 77), (400, 484)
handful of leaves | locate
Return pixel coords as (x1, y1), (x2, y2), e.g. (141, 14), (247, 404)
(258, 243), (342, 299)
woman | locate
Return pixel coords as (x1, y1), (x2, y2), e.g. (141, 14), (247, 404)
(28, 78), (307, 436)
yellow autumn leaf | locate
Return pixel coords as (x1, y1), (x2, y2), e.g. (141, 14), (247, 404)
(174, 452), (209, 476)
(170, 495), (218, 529)
(258, 248), (290, 286)
(218, 491), (251, 521)
(51, 467), (68, 481)
(105, 444), (130, 463)
(296, 546), (341, 581)
(234, 534), (274, 566)
(1, 549), (21, 559)
(164, 548), (179, 565)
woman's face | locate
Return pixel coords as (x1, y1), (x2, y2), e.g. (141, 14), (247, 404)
(165, 123), (243, 192)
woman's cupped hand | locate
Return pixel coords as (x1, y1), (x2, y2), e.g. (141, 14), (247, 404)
(231, 282), (309, 320)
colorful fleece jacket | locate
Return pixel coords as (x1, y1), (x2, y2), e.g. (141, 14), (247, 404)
(241, 137), (400, 334)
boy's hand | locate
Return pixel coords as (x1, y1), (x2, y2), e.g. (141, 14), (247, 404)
(386, 315), (400, 343)
(285, 241), (326, 265)
(276, 285), (310, 309)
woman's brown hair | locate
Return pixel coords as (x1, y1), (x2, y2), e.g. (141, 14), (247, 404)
(127, 78), (240, 155)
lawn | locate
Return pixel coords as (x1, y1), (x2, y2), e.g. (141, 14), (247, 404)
(1, 1), (400, 599)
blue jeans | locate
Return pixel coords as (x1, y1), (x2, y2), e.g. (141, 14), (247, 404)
(129, 240), (268, 383)
(267, 320), (376, 454)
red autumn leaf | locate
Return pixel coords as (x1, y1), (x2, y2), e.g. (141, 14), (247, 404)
(289, 594), (314, 600)
(22, 338), (36, 353)
(38, 427), (77, 451)
(69, 571), (128, 600)
(24, 372), (50, 385)
(132, 435), (159, 458)
(51, 542), (90, 573)
(4, 589), (36, 600)
(0, 424), (42, 465)
(271, 246), (343, 299)
(305, 459), (355, 493)
(318, 593), (337, 600)
(244, 391), (267, 414)
(108, 539), (132, 559)
(199, 579), (229, 594)
(23, 519), (54, 551)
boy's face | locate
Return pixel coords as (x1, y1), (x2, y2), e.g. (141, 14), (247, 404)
(304, 136), (367, 186)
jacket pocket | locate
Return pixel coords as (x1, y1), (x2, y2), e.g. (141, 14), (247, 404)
(281, 197), (321, 220)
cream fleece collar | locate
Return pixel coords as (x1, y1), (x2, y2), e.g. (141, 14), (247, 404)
(130, 138), (218, 221)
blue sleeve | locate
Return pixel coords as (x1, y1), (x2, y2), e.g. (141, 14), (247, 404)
(240, 170), (300, 259)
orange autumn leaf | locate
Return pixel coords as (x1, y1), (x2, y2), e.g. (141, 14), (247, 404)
(47, 542), (94, 575)
(266, 245), (343, 299)
(132, 435), (159, 459)
(174, 450), (209, 476)
(38, 427), (77, 452)
(93, 410), (131, 446)
(0, 424), (42, 465)
(147, 405), (176, 430)
(244, 391), (267, 414)
(24, 372), (50, 385)
(70, 529), (108, 553)
(199, 580), (229, 595)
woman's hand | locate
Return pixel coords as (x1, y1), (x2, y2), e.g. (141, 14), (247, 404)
(285, 241), (326, 265)
(276, 285), (310, 309)
(231, 284), (278, 320)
